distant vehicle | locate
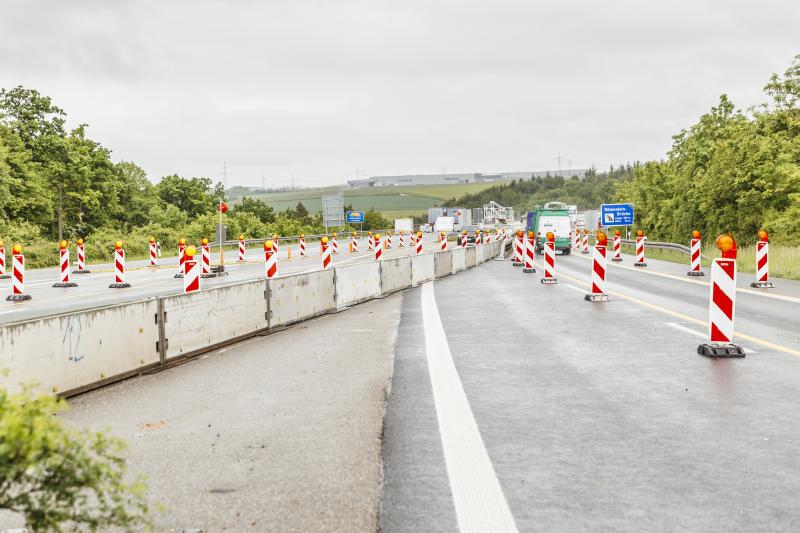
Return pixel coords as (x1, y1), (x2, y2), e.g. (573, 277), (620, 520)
(420, 224), (433, 233)
(394, 218), (413, 232)
(461, 225), (478, 244)
(433, 216), (455, 233)
(526, 202), (572, 254)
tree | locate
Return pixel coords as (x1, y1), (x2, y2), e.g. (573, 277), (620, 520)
(0, 384), (151, 531)
(233, 196), (275, 224)
(154, 175), (214, 218)
(295, 201), (309, 219)
(362, 208), (389, 230)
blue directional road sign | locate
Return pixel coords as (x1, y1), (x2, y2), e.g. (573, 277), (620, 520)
(600, 203), (634, 227)
(346, 210), (365, 223)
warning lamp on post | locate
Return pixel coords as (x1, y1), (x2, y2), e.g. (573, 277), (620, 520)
(149, 236), (155, 244)
(546, 232), (555, 242)
(264, 240), (274, 251)
(202, 238), (209, 246)
(636, 229), (644, 238)
(114, 240), (123, 250)
(59, 240), (68, 250)
(595, 231), (608, 246)
(614, 230), (621, 237)
(758, 230), (769, 242)
(218, 202), (228, 214)
(179, 238), (186, 246)
(692, 230), (701, 239)
(716, 234), (737, 259)
(12, 243), (23, 254)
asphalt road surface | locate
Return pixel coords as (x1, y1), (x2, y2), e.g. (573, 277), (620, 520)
(4, 248), (799, 532)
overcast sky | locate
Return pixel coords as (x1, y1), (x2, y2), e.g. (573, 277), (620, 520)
(1, 1), (798, 187)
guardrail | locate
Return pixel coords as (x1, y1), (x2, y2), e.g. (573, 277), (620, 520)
(619, 238), (708, 260)
(0, 240), (505, 398)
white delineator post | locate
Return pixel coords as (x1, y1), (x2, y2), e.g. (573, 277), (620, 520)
(109, 244), (131, 288)
(7, 247), (31, 301)
(698, 235), (744, 357)
(585, 237), (609, 302)
(634, 234), (647, 267)
(523, 234), (536, 273)
(751, 233), (773, 288)
(53, 243), (77, 288)
(321, 238), (332, 270)
(687, 233), (703, 276)
(611, 233), (622, 262)
(541, 238), (558, 284)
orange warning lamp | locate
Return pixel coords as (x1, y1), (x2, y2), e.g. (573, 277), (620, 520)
(375, 233), (381, 240)
(583, 228), (589, 235)
(595, 231), (608, 245)
(758, 230), (768, 242)
(185, 245), (197, 258)
(417, 231), (422, 238)
(462, 230), (466, 235)
(692, 230), (701, 239)
(614, 230), (621, 237)
(114, 240), (123, 250)
(527, 230), (534, 238)
(440, 231), (445, 237)
(201, 238), (209, 245)
(239, 234), (244, 240)
(264, 240), (274, 251)
(179, 238), (186, 246)
(149, 236), (155, 244)
(0, 239), (4, 247)
(546, 232), (555, 242)
(59, 240), (67, 250)
(12, 244), (22, 254)
(353, 231), (358, 237)
(300, 233), (305, 238)
(332, 232), (337, 238)
(636, 229), (644, 238)
(321, 236), (329, 245)
(77, 238), (84, 245)
(716, 234), (737, 259)
(368, 231), (372, 235)
(475, 229), (480, 234)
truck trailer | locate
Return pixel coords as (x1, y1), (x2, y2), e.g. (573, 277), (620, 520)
(526, 202), (572, 254)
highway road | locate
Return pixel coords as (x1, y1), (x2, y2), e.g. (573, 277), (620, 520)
(0, 234), (445, 324)
(3, 246), (799, 531)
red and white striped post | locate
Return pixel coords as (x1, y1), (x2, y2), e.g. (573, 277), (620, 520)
(698, 235), (744, 357)
(273, 234), (280, 253)
(53, 240), (77, 287)
(321, 237), (332, 270)
(415, 231), (423, 255)
(687, 230), (703, 276)
(386, 231), (392, 250)
(299, 234), (306, 257)
(485, 230), (491, 244)
(440, 231), (447, 251)
(585, 232), (609, 302)
(0, 240), (8, 279)
(573, 227), (581, 251)
(201, 238), (211, 277)
(238, 234), (247, 262)
(461, 230), (467, 249)
(374, 234), (383, 261)
(634, 230), (647, 267)
(581, 229), (589, 253)
(351, 232), (359, 253)
(109, 241), (131, 288)
(751, 230), (774, 288)
(475, 230), (482, 246)
(367, 232), (374, 251)
(513, 230), (523, 267)
(331, 233), (338, 254)
(541, 232), (558, 284)
(183, 246), (200, 293)
(264, 240), (278, 278)
(523, 231), (536, 273)
(175, 238), (186, 278)
(611, 230), (622, 262)
(148, 237), (158, 267)
(75, 238), (90, 274)
(6, 244), (31, 301)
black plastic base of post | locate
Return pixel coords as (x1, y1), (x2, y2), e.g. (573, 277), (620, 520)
(522, 268), (536, 273)
(73, 269), (91, 274)
(687, 271), (705, 277)
(584, 293), (610, 302)
(540, 278), (558, 284)
(750, 281), (774, 289)
(512, 262), (522, 267)
(108, 283), (131, 289)
(697, 343), (746, 358)
(174, 273), (184, 278)
(0, 274), (10, 279)
(52, 282), (78, 288)
(6, 294), (32, 301)
(634, 262), (647, 267)
(611, 257), (623, 262)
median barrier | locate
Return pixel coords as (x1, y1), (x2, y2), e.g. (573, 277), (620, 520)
(161, 280), (268, 361)
(452, 247), (466, 273)
(269, 270), (335, 328)
(465, 246), (477, 268)
(380, 256), (412, 295)
(334, 261), (381, 309)
(0, 299), (160, 395)
(434, 250), (453, 278)
(411, 253), (435, 285)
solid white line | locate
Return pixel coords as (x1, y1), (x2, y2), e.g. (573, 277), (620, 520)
(665, 322), (757, 353)
(420, 282), (518, 533)
(562, 283), (587, 294)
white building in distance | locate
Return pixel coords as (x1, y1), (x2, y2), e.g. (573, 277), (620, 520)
(347, 169), (587, 188)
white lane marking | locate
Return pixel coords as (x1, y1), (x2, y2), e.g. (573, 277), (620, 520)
(420, 281), (518, 533)
(562, 283), (587, 294)
(665, 322), (757, 353)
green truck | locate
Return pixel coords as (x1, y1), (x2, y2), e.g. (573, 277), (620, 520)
(526, 202), (572, 254)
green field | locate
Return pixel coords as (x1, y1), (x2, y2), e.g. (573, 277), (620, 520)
(228, 181), (508, 217)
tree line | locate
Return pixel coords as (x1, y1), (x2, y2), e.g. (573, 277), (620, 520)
(446, 56), (800, 246)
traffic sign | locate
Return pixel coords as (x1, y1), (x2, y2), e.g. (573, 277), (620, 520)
(346, 210), (365, 223)
(600, 203), (634, 227)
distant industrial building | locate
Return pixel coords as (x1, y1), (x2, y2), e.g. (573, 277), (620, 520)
(347, 169), (587, 188)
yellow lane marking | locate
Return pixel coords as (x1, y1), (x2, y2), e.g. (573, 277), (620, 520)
(569, 252), (800, 304)
(557, 270), (800, 358)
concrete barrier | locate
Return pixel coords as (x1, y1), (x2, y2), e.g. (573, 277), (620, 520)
(411, 253), (435, 285)
(269, 270), (335, 328)
(434, 251), (453, 278)
(162, 280), (268, 361)
(451, 247), (466, 273)
(335, 262), (381, 309)
(465, 246), (477, 268)
(380, 257), (412, 295)
(0, 300), (160, 395)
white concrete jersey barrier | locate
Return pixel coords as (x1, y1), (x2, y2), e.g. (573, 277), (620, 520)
(269, 270), (335, 328)
(335, 262), (381, 309)
(452, 247), (466, 273)
(411, 253), (435, 286)
(434, 250), (453, 278)
(465, 247), (477, 268)
(0, 300), (159, 395)
(161, 280), (268, 361)
(380, 257), (412, 295)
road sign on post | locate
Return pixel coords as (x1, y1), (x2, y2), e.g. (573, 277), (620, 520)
(322, 192), (345, 231)
(346, 211), (364, 224)
(600, 203), (634, 227)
